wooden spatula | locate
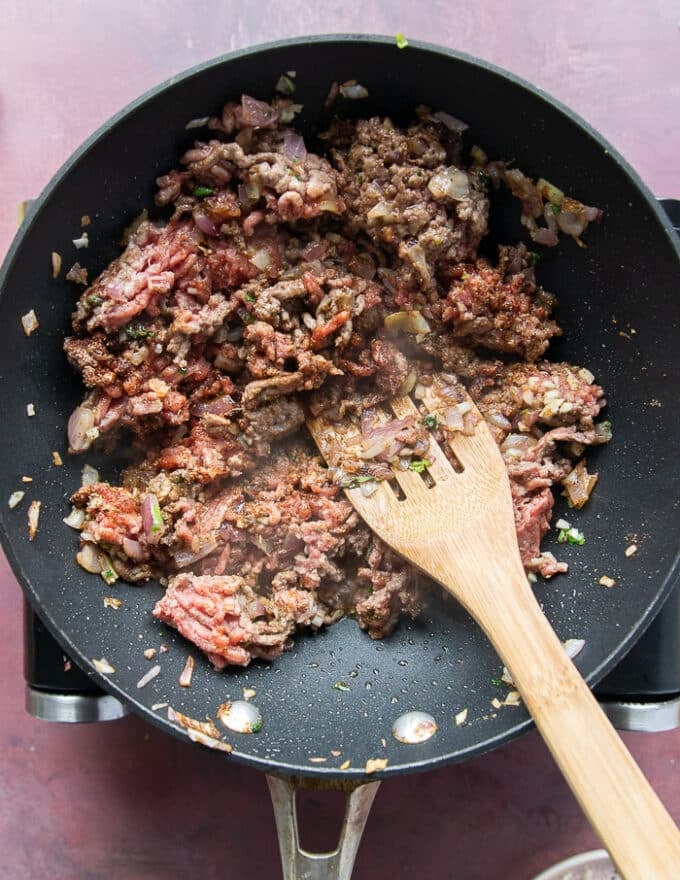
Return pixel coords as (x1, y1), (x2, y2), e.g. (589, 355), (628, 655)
(307, 393), (680, 880)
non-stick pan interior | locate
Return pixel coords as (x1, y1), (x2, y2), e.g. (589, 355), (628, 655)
(0, 36), (678, 778)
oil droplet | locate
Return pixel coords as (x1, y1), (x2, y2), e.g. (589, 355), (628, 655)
(398, 660), (408, 667)
(364, 681), (372, 690)
(392, 711), (438, 744)
(373, 669), (380, 675)
(348, 669), (358, 678)
(217, 700), (262, 734)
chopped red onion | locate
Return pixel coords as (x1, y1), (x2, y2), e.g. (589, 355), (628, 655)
(283, 130), (307, 163)
(141, 493), (163, 545)
(241, 94), (278, 128)
(532, 227), (560, 247)
(122, 537), (146, 561)
(178, 655), (195, 687)
(564, 638), (586, 660)
(174, 538), (218, 568)
(193, 211), (218, 236)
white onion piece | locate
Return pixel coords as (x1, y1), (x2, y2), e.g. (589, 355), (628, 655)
(81, 463), (99, 486)
(384, 311), (431, 335)
(72, 232), (89, 249)
(122, 537), (146, 561)
(488, 412), (512, 431)
(63, 507), (85, 529)
(441, 407), (464, 431)
(217, 700), (262, 733)
(532, 227), (559, 247)
(68, 406), (96, 452)
(21, 309), (39, 336)
(359, 480), (379, 497)
(179, 655), (195, 687)
(185, 116), (210, 130)
(250, 248), (272, 270)
(339, 82), (369, 99)
(77, 543), (101, 573)
(136, 664), (161, 689)
(564, 639), (586, 660)
(427, 167), (469, 202)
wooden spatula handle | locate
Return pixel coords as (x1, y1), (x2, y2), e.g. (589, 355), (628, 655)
(437, 553), (680, 880)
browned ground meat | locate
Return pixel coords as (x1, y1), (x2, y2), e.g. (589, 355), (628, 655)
(65, 93), (608, 667)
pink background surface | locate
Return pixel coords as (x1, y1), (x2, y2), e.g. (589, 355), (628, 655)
(1, 3), (678, 878)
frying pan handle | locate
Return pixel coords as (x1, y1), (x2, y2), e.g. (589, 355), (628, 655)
(266, 775), (380, 880)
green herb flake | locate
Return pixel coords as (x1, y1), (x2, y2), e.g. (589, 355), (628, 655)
(275, 74), (296, 96)
(101, 568), (117, 585)
(250, 718), (263, 733)
(87, 294), (102, 307)
(422, 413), (438, 431)
(461, 272), (469, 281)
(549, 203), (561, 215)
(478, 170), (490, 189)
(178, 366), (188, 375)
(408, 459), (431, 474)
(357, 171), (365, 184)
(244, 292), (256, 302)
(242, 312), (253, 324)
(528, 251), (541, 266)
(491, 677), (503, 687)
(332, 681), (350, 692)
(193, 186), (214, 198)
(558, 527), (585, 546)
(395, 33), (409, 49)
(124, 322), (155, 340)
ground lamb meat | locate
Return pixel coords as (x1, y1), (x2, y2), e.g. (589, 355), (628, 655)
(65, 94), (607, 669)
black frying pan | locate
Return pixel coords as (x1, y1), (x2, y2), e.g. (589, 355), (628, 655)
(0, 35), (678, 783)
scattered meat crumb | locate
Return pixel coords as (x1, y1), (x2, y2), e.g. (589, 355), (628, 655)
(339, 759), (351, 770)
(330, 749), (342, 757)
(144, 647), (157, 660)
(66, 262), (88, 285)
(103, 596), (122, 609)
(598, 575), (617, 588)
(92, 657), (115, 674)
(455, 708), (468, 726)
(625, 544), (638, 558)
(51, 252), (62, 278)
(243, 687), (257, 701)
(52, 451), (63, 466)
(26, 403), (35, 417)
(308, 756), (327, 763)
(491, 697), (502, 709)
(504, 691), (521, 706)
(21, 476), (32, 483)
(63, 658), (72, 672)
(81, 215), (91, 227)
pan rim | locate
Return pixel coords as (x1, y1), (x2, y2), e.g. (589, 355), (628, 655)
(1, 33), (678, 780)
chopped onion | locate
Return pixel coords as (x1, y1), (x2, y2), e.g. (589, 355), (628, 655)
(141, 493), (164, 544)
(122, 537), (146, 561)
(92, 657), (115, 675)
(63, 506), (85, 529)
(81, 463), (99, 486)
(193, 211), (218, 236)
(8, 491), (25, 509)
(384, 311), (431, 335)
(488, 412), (512, 431)
(103, 596), (122, 609)
(532, 227), (560, 247)
(536, 178), (564, 207)
(564, 638), (585, 660)
(397, 370), (417, 395)
(28, 500), (41, 540)
(562, 460), (598, 509)
(250, 248), (272, 270)
(67, 406), (95, 452)
(432, 111), (469, 133)
(339, 81), (369, 99)
(557, 208), (587, 238)
(179, 655), (195, 687)
(77, 542), (102, 573)
(26, 403), (36, 416)
(136, 664), (161, 689)
(21, 309), (39, 336)
(185, 116), (210, 130)
(51, 252), (62, 278)
(359, 481), (379, 497)
(427, 167), (470, 202)
(72, 232), (89, 249)
(367, 201), (396, 222)
(168, 707), (222, 739)
(441, 407), (464, 431)
(283, 130), (307, 163)
(241, 94), (278, 128)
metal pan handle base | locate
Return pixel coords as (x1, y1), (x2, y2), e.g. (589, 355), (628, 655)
(266, 775), (380, 880)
